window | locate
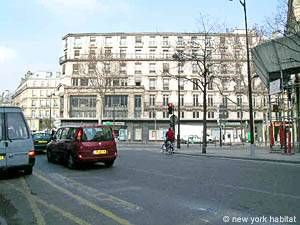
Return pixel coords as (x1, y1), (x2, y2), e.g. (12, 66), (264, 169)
(193, 79), (199, 90)
(222, 96), (228, 107)
(74, 37), (81, 47)
(135, 49), (142, 58)
(180, 95), (184, 106)
(62, 64), (66, 75)
(237, 95), (242, 106)
(181, 111), (184, 118)
(72, 78), (79, 86)
(163, 79), (169, 90)
(120, 62), (127, 74)
(120, 36), (126, 45)
(150, 95), (156, 106)
(149, 36), (156, 46)
(163, 112), (168, 118)
(163, 49), (169, 58)
(104, 63), (110, 73)
(208, 81), (213, 90)
(236, 63), (242, 74)
(180, 79), (184, 90)
(73, 64), (79, 74)
(105, 49), (112, 57)
(80, 78), (89, 86)
(208, 111), (214, 119)
(149, 78), (156, 90)
(208, 95), (213, 106)
(220, 36), (225, 46)
(88, 63), (96, 73)
(163, 63), (169, 73)
(235, 50), (240, 59)
(149, 111), (156, 118)
(7, 112), (29, 140)
(70, 96), (97, 118)
(193, 94), (199, 106)
(221, 64), (227, 74)
(163, 37), (169, 46)
(135, 36), (142, 44)
(163, 95), (169, 106)
(149, 49), (155, 59)
(193, 111), (200, 118)
(135, 63), (142, 74)
(134, 95), (142, 108)
(74, 50), (80, 58)
(105, 37), (112, 46)
(237, 111), (243, 119)
(177, 36), (184, 45)
(120, 49), (126, 58)
(90, 36), (96, 43)
(31, 100), (37, 107)
(149, 63), (156, 73)
(61, 128), (70, 139)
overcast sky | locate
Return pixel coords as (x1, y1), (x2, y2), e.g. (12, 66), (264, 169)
(0, 0), (279, 93)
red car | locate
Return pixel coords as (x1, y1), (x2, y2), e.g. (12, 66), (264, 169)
(46, 126), (117, 169)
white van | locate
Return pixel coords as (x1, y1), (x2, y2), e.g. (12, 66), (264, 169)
(0, 107), (35, 175)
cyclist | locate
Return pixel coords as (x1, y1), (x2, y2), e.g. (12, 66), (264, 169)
(165, 127), (175, 149)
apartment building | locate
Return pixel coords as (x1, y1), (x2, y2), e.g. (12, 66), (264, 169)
(57, 30), (268, 143)
(13, 71), (61, 131)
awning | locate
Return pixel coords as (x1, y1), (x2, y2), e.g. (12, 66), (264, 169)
(252, 33), (300, 87)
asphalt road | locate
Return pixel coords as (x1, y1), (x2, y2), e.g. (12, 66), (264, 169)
(0, 145), (300, 225)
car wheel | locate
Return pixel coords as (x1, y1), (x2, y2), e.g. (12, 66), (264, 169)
(104, 160), (115, 168)
(47, 149), (54, 163)
(24, 166), (33, 175)
(67, 153), (77, 169)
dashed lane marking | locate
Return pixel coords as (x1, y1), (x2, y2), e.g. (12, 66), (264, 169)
(34, 171), (133, 225)
(7, 183), (92, 225)
(20, 178), (46, 225)
(48, 173), (142, 212)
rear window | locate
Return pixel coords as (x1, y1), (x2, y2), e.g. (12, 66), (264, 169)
(7, 112), (29, 140)
(33, 133), (51, 139)
(82, 127), (113, 142)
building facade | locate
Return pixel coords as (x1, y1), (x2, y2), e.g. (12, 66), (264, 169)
(13, 71), (61, 131)
(57, 30), (268, 143)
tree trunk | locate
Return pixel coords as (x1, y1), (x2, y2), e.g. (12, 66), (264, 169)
(98, 97), (103, 124)
(202, 76), (207, 154)
(296, 74), (300, 152)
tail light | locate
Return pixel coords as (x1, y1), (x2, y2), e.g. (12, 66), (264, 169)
(28, 150), (35, 158)
(76, 128), (83, 141)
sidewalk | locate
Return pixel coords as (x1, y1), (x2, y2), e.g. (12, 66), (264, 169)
(118, 142), (300, 164)
(174, 143), (300, 164)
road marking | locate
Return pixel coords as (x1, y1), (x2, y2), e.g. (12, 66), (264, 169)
(126, 167), (188, 180)
(20, 178), (46, 225)
(34, 171), (133, 225)
(218, 183), (300, 200)
(48, 173), (142, 212)
(7, 183), (92, 225)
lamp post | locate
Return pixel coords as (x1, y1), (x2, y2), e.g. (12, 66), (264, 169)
(172, 52), (184, 149)
(230, 0), (255, 156)
(47, 93), (55, 130)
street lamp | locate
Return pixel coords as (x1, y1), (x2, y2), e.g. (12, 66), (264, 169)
(47, 93), (55, 130)
(230, 0), (255, 156)
(172, 52), (184, 149)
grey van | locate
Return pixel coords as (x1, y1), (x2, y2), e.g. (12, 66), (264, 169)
(0, 107), (35, 175)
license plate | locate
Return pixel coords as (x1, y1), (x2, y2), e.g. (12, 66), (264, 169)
(0, 156), (4, 160)
(93, 150), (107, 155)
(38, 141), (47, 144)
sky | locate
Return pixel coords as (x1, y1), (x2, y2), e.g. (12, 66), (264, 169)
(0, 0), (280, 93)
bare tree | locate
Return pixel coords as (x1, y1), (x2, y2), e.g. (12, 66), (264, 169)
(171, 15), (224, 153)
(78, 50), (121, 123)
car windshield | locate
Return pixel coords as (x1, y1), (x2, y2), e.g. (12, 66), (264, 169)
(82, 127), (113, 142)
(33, 133), (51, 139)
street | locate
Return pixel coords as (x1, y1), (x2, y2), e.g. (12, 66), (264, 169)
(0, 145), (300, 225)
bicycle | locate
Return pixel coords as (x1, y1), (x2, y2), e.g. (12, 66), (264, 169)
(161, 141), (174, 154)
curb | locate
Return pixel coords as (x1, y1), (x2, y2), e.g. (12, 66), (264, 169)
(174, 152), (300, 164)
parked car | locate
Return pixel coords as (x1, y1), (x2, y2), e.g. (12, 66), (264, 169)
(46, 125), (118, 169)
(32, 132), (52, 153)
(181, 134), (214, 144)
(0, 107), (35, 175)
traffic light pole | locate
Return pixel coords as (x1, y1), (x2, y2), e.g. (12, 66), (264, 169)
(177, 62), (181, 149)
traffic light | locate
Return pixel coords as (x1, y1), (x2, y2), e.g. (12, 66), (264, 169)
(168, 103), (174, 115)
